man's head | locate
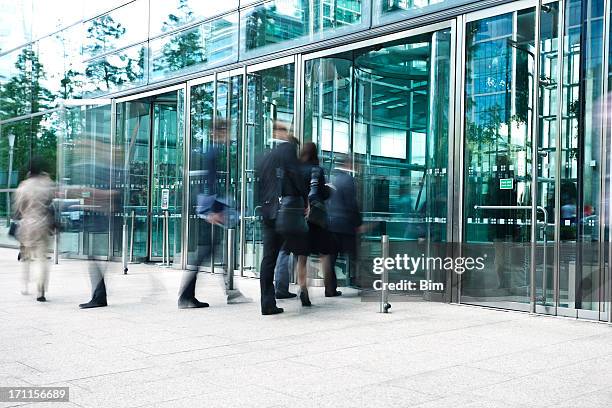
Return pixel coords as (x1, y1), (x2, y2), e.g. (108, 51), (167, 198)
(273, 121), (291, 142)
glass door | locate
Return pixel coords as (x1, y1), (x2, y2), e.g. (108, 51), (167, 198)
(461, 0), (607, 319)
(303, 26), (453, 296)
(149, 89), (185, 263)
(115, 100), (151, 262)
(187, 71), (243, 272)
(59, 101), (114, 259)
(242, 58), (296, 278)
(462, 5), (540, 309)
(114, 86), (185, 265)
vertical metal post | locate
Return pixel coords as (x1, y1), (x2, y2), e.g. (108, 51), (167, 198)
(530, 0), (543, 314)
(164, 210), (170, 265)
(380, 234), (391, 313)
(227, 228), (235, 291)
(122, 221), (128, 273)
(554, 0), (565, 315)
(210, 225), (215, 274)
(129, 209), (135, 263)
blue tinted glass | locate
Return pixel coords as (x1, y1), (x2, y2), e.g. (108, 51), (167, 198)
(374, 0), (468, 25)
(240, 0), (368, 58)
(149, 13), (238, 81)
(0, 46), (32, 119)
(149, 0), (239, 37)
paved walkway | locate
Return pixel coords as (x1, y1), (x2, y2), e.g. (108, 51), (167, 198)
(1, 248), (612, 408)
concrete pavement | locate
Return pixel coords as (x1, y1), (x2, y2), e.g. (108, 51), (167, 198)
(1, 248), (612, 407)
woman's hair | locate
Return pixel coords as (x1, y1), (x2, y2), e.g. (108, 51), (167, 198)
(29, 156), (45, 177)
(299, 142), (319, 165)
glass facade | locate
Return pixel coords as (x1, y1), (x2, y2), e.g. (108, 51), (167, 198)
(2, 0), (612, 321)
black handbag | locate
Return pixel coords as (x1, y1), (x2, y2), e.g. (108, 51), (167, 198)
(306, 167), (327, 228)
(276, 195), (308, 235)
(8, 220), (19, 238)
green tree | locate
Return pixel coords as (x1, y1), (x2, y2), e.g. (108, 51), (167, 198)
(83, 15), (143, 92)
(154, 0), (204, 73)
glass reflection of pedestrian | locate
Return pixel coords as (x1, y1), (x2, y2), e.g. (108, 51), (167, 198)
(326, 155), (362, 295)
(14, 157), (56, 302)
(178, 120), (225, 309)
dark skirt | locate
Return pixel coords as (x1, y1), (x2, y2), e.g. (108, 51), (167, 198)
(283, 222), (334, 256)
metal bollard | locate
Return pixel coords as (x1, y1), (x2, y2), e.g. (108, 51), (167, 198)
(227, 228), (235, 291)
(165, 210), (170, 265)
(122, 221), (128, 274)
(380, 234), (391, 313)
(129, 210), (135, 263)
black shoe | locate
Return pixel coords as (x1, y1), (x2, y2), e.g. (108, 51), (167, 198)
(275, 291), (297, 299)
(178, 298), (209, 309)
(36, 296), (46, 302)
(299, 290), (312, 307)
(79, 300), (108, 309)
(80, 280), (108, 309)
(262, 306), (284, 315)
(79, 300), (107, 309)
(325, 290), (342, 297)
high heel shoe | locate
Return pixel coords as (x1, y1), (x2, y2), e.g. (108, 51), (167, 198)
(299, 289), (312, 307)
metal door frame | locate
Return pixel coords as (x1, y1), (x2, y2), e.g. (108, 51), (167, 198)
(299, 20), (458, 296)
(113, 83), (187, 266)
(238, 56), (300, 278)
(184, 69), (244, 271)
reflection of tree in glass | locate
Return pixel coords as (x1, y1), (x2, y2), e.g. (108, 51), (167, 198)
(84, 15), (143, 92)
(155, 0), (204, 73)
(0, 48), (57, 188)
(0, 48), (53, 119)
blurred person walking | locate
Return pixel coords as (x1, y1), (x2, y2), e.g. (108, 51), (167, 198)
(326, 156), (362, 296)
(256, 122), (306, 315)
(179, 119), (246, 308)
(14, 157), (56, 302)
(292, 142), (333, 306)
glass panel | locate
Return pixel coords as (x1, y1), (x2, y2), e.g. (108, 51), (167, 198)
(83, 42), (147, 96)
(34, 36), (65, 111)
(0, 0), (32, 52)
(149, 0), (239, 37)
(373, 0), (469, 26)
(304, 29), (451, 294)
(150, 90), (184, 262)
(214, 74), (243, 272)
(537, 2), (560, 306)
(558, 0), (605, 312)
(116, 100), (151, 260)
(462, 9), (536, 305)
(0, 46), (33, 120)
(244, 63), (295, 277)
(187, 79), (215, 267)
(149, 13), (238, 81)
(240, 0), (368, 59)
(31, 0), (84, 40)
(81, 0), (148, 60)
(58, 104), (112, 258)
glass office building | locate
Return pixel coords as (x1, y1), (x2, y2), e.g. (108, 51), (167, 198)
(1, 0), (612, 321)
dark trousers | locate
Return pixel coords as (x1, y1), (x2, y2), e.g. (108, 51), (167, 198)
(179, 220), (212, 301)
(325, 253), (339, 296)
(260, 219), (283, 311)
